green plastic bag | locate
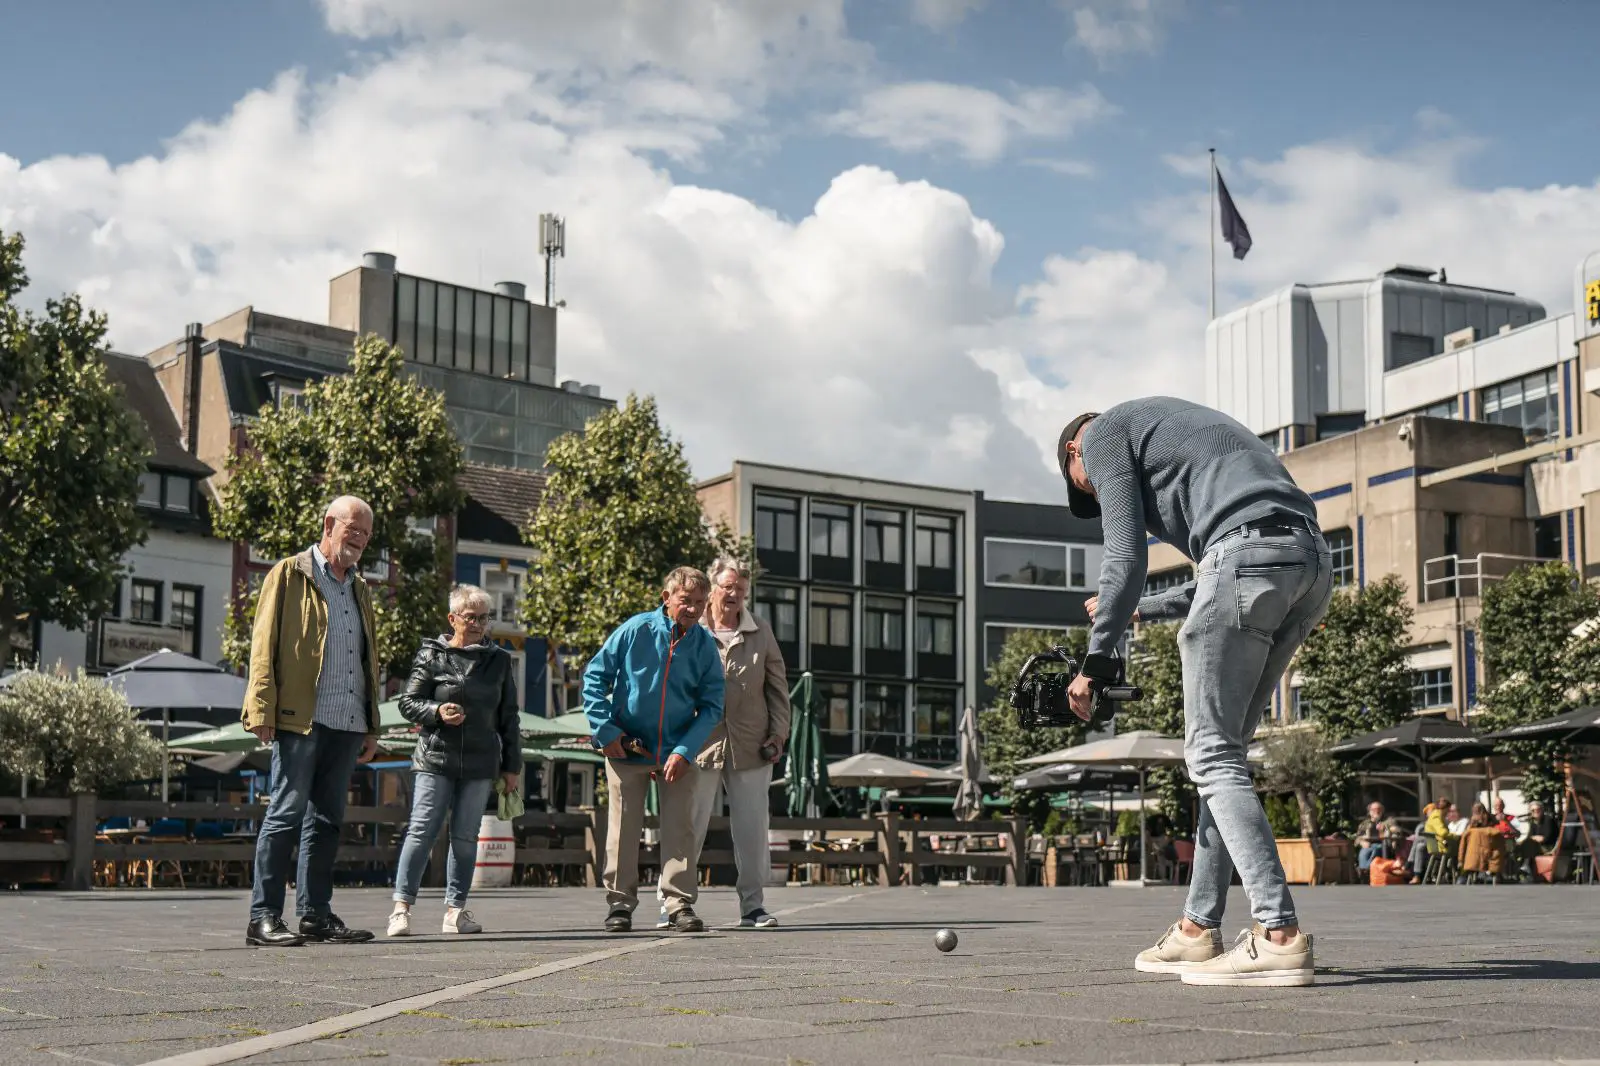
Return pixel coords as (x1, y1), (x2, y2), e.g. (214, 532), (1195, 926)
(495, 775), (524, 821)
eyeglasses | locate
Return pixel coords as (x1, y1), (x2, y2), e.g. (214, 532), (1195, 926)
(454, 612), (490, 624)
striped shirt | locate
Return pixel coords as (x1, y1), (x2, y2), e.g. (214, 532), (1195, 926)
(309, 545), (369, 733)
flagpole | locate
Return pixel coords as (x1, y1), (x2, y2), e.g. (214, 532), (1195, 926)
(1208, 147), (1216, 322)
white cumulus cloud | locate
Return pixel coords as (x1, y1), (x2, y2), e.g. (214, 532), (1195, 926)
(826, 81), (1112, 163)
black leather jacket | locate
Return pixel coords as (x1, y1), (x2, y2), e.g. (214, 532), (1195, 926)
(398, 637), (523, 780)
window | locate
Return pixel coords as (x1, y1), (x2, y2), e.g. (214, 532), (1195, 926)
(863, 508), (903, 564)
(273, 380), (307, 411)
(1143, 567), (1193, 597)
(753, 584), (799, 644)
(415, 279), (436, 364)
(361, 550), (390, 583)
(912, 687), (957, 763)
(815, 678), (854, 756)
(915, 514), (955, 569)
(1316, 411), (1365, 440)
(481, 565), (525, 625)
(1534, 514), (1563, 559)
(455, 287), (474, 372)
(130, 580), (162, 623)
(985, 538), (1065, 589)
(915, 600), (956, 657)
(1288, 686), (1310, 722)
(436, 281), (456, 366)
(809, 500), (853, 582)
(395, 274), (417, 359)
(138, 472), (162, 508)
(171, 585), (201, 656)
(492, 295), (512, 378)
(1390, 331), (1436, 369)
(1416, 398), (1459, 420)
(754, 494), (799, 553)
(809, 591), (851, 647)
(163, 475), (192, 513)
(862, 683), (904, 756)
(1411, 668), (1453, 710)
(505, 648), (525, 710)
(510, 301), (530, 382)
(863, 596), (905, 651)
(1258, 430), (1282, 454)
(1481, 369), (1559, 442)
(983, 623), (1070, 676)
(1325, 528), (1355, 588)
(473, 291), (494, 375)
(809, 501), (852, 559)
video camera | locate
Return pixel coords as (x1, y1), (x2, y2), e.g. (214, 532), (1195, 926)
(1006, 647), (1142, 732)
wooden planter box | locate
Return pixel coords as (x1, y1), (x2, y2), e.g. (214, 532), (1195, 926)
(1275, 837), (1351, 885)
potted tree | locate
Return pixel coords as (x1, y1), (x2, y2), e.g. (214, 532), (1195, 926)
(0, 669), (164, 885)
(1257, 726), (1347, 885)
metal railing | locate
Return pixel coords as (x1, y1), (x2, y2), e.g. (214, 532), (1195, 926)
(1420, 552), (1545, 602)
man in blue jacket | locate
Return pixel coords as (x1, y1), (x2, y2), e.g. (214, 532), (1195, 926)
(584, 566), (726, 933)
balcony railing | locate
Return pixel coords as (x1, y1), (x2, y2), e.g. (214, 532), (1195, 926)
(1420, 552), (1546, 602)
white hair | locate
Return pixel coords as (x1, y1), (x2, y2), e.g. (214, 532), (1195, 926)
(449, 584), (492, 615)
(324, 495), (373, 522)
(708, 557), (751, 586)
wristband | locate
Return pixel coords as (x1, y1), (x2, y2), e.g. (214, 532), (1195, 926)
(1080, 653), (1121, 684)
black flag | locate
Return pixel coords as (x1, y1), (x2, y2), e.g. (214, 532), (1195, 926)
(1216, 167), (1252, 260)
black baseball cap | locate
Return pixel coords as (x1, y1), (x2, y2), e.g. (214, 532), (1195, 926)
(1058, 412), (1100, 519)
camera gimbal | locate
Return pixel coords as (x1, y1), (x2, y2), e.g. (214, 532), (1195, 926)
(1006, 646), (1142, 732)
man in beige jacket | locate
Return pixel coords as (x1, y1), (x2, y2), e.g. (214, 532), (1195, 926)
(670, 557), (790, 928)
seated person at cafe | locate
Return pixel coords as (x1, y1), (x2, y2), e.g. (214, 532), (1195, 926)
(1519, 800), (1558, 878)
(1492, 796), (1517, 838)
(1457, 803), (1508, 880)
(1353, 801), (1400, 875)
(1409, 795), (1452, 883)
(1446, 801), (1468, 836)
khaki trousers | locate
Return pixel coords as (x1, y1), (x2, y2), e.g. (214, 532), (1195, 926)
(603, 759), (702, 914)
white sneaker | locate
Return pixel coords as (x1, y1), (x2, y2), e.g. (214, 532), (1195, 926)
(1134, 921), (1223, 974)
(443, 908), (482, 934)
(387, 910), (411, 938)
(1180, 923), (1315, 987)
(739, 909), (779, 928)
(656, 904), (670, 930)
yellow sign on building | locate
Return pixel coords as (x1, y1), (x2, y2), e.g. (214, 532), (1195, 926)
(1588, 279), (1600, 323)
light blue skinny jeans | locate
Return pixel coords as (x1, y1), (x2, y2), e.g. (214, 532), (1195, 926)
(393, 773), (495, 909)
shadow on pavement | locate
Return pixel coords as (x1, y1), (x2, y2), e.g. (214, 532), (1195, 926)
(1329, 959), (1600, 985)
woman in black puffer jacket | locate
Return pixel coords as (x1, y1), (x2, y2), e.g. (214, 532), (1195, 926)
(388, 585), (523, 937)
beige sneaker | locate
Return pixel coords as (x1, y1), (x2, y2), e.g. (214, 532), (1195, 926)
(386, 909), (411, 938)
(1180, 923), (1314, 987)
(442, 908), (482, 934)
(1134, 922), (1224, 974)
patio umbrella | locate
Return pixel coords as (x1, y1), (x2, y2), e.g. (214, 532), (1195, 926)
(1327, 717), (1496, 802)
(1012, 762), (1143, 792)
(825, 752), (963, 789)
(783, 673), (830, 818)
(167, 722), (260, 753)
(953, 705), (985, 823)
(1484, 707), (1600, 747)
(105, 650), (249, 801)
(1016, 731), (1187, 885)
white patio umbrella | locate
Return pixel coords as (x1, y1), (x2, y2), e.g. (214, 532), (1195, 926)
(1018, 730), (1187, 886)
(952, 705), (986, 823)
(105, 650), (248, 802)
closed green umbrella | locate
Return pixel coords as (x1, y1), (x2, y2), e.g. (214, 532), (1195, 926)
(784, 673), (830, 818)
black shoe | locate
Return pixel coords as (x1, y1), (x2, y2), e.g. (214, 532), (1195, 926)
(299, 913), (374, 943)
(246, 916), (307, 947)
(667, 906), (705, 933)
(604, 907), (632, 933)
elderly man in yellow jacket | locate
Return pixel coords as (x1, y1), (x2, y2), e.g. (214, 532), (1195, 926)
(241, 496), (382, 948)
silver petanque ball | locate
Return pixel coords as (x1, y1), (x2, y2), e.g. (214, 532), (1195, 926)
(934, 928), (958, 953)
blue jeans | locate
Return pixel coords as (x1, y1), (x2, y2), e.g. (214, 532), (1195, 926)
(250, 724), (366, 921)
(393, 773), (495, 909)
(1357, 844), (1388, 872)
(1180, 523), (1333, 931)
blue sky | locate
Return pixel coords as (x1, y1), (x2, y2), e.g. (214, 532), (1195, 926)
(4, 1), (1598, 497)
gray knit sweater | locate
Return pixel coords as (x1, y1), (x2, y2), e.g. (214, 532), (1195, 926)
(1082, 396), (1318, 658)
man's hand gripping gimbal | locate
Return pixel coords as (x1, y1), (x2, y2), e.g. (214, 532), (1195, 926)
(1006, 647), (1142, 731)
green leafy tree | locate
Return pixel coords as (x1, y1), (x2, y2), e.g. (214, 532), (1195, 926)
(979, 627), (1088, 831)
(0, 231), (149, 662)
(521, 394), (744, 668)
(214, 334), (463, 675)
(1476, 562), (1600, 808)
(1121, 622), (1195, 834)
(1294, 574), (1414, 741)
(1257, 725), (1339, 840)
(0, 669), (164, 794)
